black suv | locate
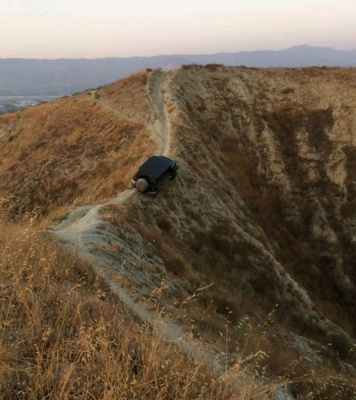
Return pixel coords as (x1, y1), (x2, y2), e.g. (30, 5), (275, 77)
(131, 155), (178, 194)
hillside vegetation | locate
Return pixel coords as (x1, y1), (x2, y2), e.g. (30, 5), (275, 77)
(0, 72), (154, 222)
(0, 66), (356, 398)
(0, 221), (244, 399)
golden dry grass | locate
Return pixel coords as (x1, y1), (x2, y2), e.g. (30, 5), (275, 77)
(0, 76), (155, 223)
(1, 220), (353, 399)
(98, 70), (150, 122)
(0, 220), (242, 400)
(1, 66), (356, 398)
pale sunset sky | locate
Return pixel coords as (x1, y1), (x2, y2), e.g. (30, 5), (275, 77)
(0, 0), (355, 58)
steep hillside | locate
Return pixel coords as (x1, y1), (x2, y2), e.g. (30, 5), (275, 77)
(0, 221), (244, 400)
(160, 65), (356, 341)
(0, 72), (155, 221)
(100, 67), (356, 373)
(1, 66), (356, 397)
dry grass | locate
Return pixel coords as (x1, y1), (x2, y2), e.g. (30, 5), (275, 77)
(98, 70), (150, 122)
(172, 66), (356, 339)
(0, 219), (247, 400)
(104, 203), (356, 399)
(0, 81), (155, 223)
(1, 66), (356, 398)
(1, 217), (352, 399)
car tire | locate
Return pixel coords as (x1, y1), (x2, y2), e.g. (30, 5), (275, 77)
(136, 178), (149, 192)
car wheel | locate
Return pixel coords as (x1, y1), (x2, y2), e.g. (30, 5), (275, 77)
(136, 178), (149, 192)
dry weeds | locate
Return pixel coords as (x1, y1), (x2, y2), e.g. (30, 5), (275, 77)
(1, 66), (356, 398)
(0, 219), (243, 399)
(0, 75), (155, 223)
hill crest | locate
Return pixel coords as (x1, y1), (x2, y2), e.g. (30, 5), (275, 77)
(1, 66), (356, 394)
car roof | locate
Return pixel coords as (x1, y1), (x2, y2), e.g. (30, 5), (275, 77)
(138, 155), (174, 179)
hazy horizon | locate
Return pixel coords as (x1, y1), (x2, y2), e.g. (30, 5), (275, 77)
(0, 44), (355, 61)
(1, 0), (355, 59)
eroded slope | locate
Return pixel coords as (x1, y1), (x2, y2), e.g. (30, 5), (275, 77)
(167, 66), (356, 341)
(113, 66), (356, 363)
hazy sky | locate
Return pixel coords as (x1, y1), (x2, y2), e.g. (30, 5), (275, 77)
(0, 0), (355, 58)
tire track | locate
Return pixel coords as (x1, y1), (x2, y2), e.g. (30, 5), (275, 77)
(146, 70), (171, 156)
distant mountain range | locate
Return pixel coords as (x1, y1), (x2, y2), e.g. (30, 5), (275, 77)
(1, 45), (355, 96)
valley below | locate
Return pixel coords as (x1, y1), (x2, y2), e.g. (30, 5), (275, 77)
(0, 95), (59, 114)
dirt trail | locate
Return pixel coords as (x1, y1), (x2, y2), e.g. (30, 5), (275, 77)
(95, 98), (140, 124)
(46, 71), (290, 398)
(93, 70), (171, 156)
(146, 71), (171, 155)
(51, 71), (169, 257)
(51, 81), (243, 389)
(49, 71), (228, 377)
